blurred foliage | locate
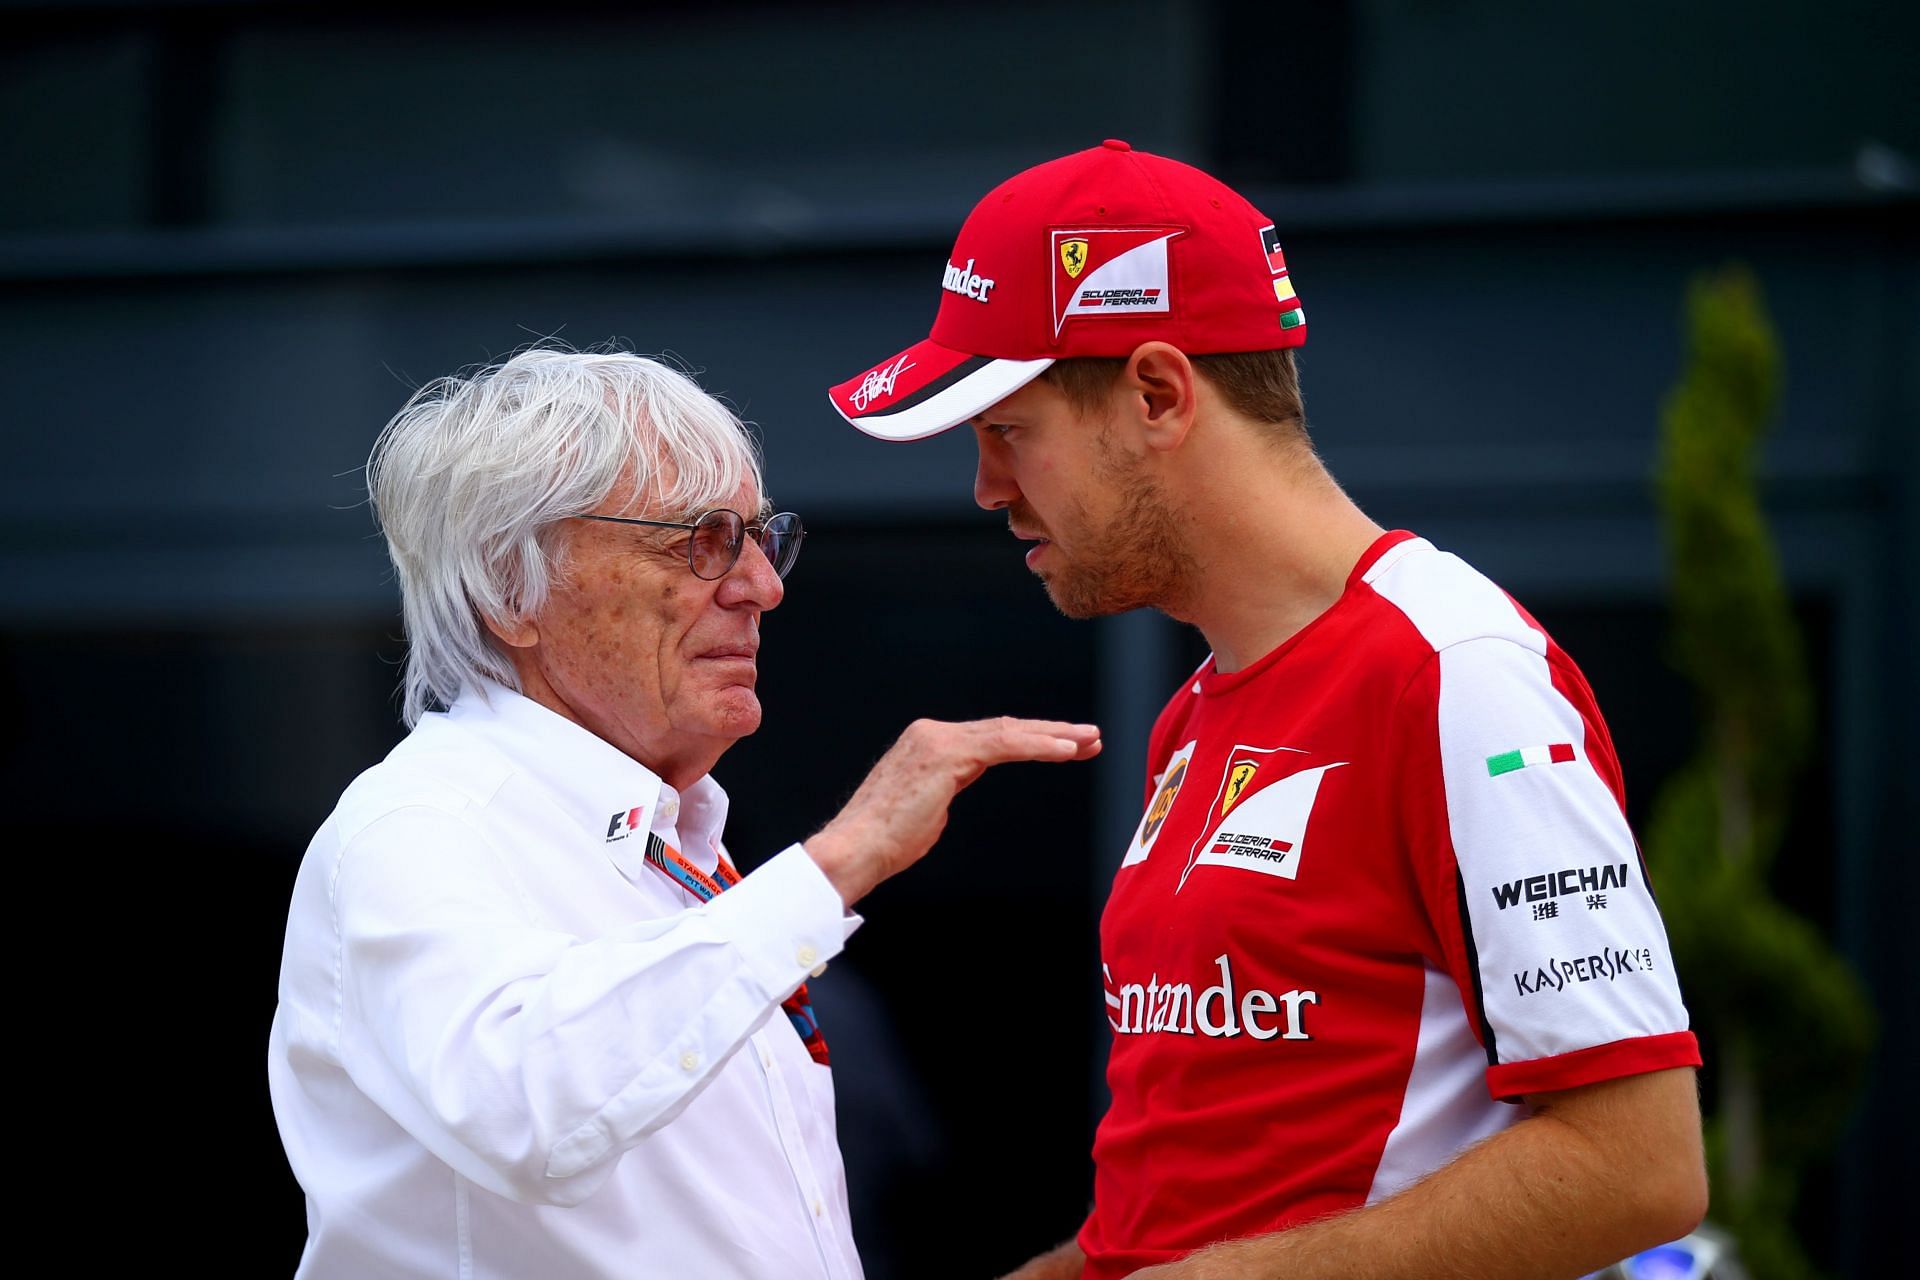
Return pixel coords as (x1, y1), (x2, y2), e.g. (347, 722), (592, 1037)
(1647, 266), (1875, 1280)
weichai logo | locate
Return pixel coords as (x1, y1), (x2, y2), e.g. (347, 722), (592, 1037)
(1490, 863), (1629, 910)
(605, 805), (646, 843)
(1103, 953), (1319, 1042)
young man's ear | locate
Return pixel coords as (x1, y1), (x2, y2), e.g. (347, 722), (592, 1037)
(1123, 342), (1199, 453)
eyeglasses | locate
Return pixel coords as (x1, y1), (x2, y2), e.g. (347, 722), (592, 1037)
(576, 508), (805, 580)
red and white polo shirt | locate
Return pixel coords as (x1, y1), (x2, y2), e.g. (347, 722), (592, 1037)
(1078, 531), (1700, 1279)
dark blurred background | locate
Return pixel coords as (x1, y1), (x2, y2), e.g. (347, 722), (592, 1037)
(1, 1), (1913, 1276)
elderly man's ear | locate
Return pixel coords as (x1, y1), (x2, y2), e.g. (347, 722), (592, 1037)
(484, 613), (540, 650)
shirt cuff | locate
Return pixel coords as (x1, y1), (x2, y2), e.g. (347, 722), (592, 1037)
(704, 843), (863, 1002)
(1487, 1029), (1702, 1101)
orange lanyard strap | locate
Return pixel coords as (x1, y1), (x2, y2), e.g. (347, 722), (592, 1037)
(644, 832), (740, 900)
(642, 833), (831, 1067)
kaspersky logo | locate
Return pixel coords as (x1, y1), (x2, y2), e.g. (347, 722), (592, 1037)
(1105, 953), (1319, 1042)
(605, 805), (646, 843)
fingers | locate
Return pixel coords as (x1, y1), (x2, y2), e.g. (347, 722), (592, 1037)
(807, 716), (1103, 907)
(1005, 717), (1104, 757)
(926, 716), (1103, 765)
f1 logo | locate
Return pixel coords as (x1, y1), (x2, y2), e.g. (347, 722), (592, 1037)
(605, 806), (646, 842)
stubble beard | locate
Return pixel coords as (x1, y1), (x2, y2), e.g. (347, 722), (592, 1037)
(1040, 443), (1197, 621)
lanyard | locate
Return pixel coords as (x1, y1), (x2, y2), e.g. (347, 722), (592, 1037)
(642, 832), (831, 1067)
(644, 832), (741, 901)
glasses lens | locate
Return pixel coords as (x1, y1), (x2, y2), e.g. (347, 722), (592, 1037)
(689, 509), (745, 579)
(758, 512), (804, 579)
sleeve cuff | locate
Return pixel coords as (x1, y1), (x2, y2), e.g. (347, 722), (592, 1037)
(1487, 1029), (1702, 1101)
(704, 843), (863, 1002)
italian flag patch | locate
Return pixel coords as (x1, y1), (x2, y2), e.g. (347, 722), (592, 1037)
(1486, 743), (1575, 777)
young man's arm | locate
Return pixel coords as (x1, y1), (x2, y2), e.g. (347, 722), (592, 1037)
(998, 1240), (1086, 1280)
(1131, 1066), (1705, 1280)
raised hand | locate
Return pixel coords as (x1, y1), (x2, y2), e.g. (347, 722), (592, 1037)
(804, 717), (1101, 905)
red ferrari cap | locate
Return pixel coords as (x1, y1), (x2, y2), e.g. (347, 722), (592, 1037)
(827, 139), (1307, 441)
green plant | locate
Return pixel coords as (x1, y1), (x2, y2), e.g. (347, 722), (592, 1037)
(1647, 266), (1875, 1280)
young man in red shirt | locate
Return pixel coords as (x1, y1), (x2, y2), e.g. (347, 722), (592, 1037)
(828, 141), (1706, 1280)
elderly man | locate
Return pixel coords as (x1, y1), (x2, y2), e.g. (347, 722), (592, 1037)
(828, 142), (1706, 1280)
(268, 348), (1099, 1278)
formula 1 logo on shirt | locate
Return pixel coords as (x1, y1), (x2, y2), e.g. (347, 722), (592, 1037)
(1178, 746), (1346, 890)
(605, 805), (646, 842)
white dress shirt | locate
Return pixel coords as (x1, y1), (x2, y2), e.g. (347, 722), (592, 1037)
(268, 681), (865, 1279)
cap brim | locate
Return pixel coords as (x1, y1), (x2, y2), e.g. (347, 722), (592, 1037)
(827, 338), (1053, 442)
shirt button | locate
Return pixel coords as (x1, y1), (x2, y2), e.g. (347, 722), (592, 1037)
(810, 962), (828, 978)
(796, 944), (819, 967)
(812, 1199), (825, 1217)
(680, 1050), (701, 1072)
(761, 1049), (773, 1068)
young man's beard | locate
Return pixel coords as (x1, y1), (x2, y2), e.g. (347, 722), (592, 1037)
(1038, 440), (1198, 621)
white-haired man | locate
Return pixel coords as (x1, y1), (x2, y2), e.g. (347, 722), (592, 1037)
(268, 349), (1100, 1278)
(829, 143), (1705, 1279)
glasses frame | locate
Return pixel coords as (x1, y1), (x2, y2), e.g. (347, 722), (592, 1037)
(576, 508), (805, 581)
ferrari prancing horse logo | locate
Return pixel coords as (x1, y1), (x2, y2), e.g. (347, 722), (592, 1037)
(1221, 758), (1259, 816)
(1060, 238), (1090, 279)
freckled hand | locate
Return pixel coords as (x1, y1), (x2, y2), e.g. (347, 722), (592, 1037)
(803, 717), (1102, 906)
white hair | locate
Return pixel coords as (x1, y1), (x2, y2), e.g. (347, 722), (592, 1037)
(367, 347), (764, 726)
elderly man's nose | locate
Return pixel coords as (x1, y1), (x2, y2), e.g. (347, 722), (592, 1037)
(719, 536), (784, 609)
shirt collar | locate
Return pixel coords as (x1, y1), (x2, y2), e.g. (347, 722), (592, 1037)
(445, 681), (732, 883)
